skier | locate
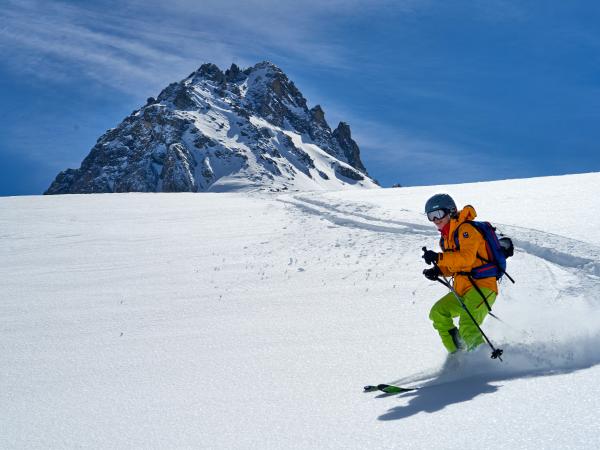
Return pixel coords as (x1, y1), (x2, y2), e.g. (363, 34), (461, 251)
(422, 194), (498, 353)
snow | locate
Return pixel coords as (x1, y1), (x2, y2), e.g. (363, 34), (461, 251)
(2, 172), (600, 448)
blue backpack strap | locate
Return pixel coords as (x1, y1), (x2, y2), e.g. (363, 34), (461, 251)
(454, 225), (461, 250)
(451, 221), (495, 312)
(453, 221), (499, 277)
(451, 221), (468, 251)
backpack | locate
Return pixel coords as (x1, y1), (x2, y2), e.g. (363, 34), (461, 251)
(447, 221), (515, 283)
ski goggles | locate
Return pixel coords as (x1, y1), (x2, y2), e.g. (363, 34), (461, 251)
(427, 209), (449, 221)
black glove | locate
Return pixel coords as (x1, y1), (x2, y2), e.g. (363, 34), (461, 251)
(423, 266), (441, 281)
(422, 249), (439, 265)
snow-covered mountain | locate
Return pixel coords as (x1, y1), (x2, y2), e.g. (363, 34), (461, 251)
(3, 172), (600, 448)
(45, 62), (378, 194)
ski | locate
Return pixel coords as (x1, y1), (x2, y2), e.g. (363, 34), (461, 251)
(363, 383), (418, 394)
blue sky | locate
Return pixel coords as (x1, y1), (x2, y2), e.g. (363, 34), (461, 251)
(1, 0), (600, 195)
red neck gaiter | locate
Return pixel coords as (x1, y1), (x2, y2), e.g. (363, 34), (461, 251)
(440, 222), (450, 240)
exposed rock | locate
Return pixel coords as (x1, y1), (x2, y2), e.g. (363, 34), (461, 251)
(333, 122), (367, 175)
(310, 105), (327, 127)
(225, 63), (246, 83)
(161, 143), (197, 192)
(195, 63), (225, 83)
(333, 162), (365, 181)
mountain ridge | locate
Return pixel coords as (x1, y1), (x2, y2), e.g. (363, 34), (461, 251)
(45, 61), (378, 194)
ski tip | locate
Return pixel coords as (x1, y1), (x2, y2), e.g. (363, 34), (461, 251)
(363, 385), (379, 392)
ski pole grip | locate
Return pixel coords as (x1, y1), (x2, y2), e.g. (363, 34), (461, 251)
(422, 246), (439, 268)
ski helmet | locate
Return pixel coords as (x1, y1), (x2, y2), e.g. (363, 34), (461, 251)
(425, 193), (457, 216)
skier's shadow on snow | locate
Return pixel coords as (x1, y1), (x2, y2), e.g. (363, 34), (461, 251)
(377, 333), (600, 421)
(377, 376), (499, 421)
(376, 366), (593, 421)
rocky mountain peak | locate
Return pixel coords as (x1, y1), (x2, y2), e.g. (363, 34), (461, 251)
(334, 121), (352, 139)
(333, 121), (367, 174)
(309, 105), (330, 131)
(194, 63), (226, 83)
(248, 60), (283, 75)
(224, 63), (245, 83)
(45, 62), (377, 195)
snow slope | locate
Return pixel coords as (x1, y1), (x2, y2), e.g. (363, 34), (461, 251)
(2, 172), (600, 448)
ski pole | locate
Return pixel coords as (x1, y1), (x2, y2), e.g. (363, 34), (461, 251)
(466, 273), (504, 322)
(436, 276), (504, 361)
(423, 247), (504, 361)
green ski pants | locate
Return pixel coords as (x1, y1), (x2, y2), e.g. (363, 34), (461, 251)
(429, 287), (497, 353)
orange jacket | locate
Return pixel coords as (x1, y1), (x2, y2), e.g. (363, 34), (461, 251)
(437, 205), (498, 297)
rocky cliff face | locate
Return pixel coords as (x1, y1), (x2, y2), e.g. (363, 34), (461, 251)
(46, 61), (378, 194)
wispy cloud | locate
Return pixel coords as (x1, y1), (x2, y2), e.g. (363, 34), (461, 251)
(0, 0), (426, 97)
(0, 1), (238, 96)
(352, 119), (489, 172)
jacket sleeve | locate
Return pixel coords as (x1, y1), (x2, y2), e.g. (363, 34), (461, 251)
(438, 263), (453, 277)
(438, 223), (482, 274)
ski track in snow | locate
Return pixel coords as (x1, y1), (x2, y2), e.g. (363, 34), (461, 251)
(279, 195), (436, 237)
(282, 192), (600, 393)
(501, 224), (600, 277)
(283, 193), (600, 277)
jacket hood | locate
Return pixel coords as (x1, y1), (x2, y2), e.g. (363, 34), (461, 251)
(448, 205), (477, 237)
(457, 205), (477, 223)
